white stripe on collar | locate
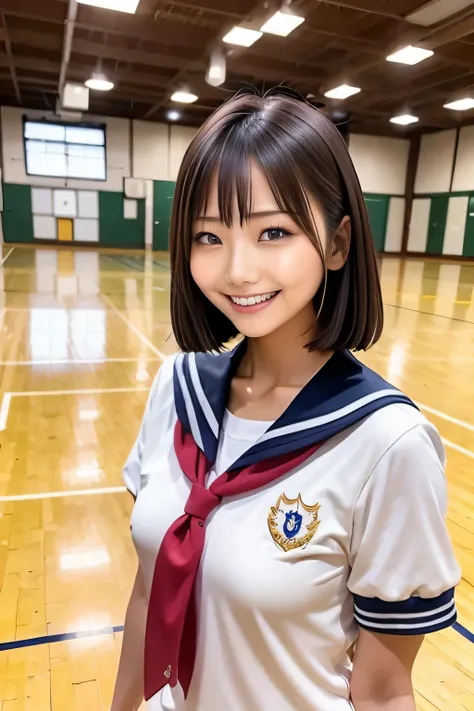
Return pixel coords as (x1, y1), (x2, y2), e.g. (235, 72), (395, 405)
(175, 353), (204, 451)
(188, 352), (219, 438)
(258, 389), (401, 443)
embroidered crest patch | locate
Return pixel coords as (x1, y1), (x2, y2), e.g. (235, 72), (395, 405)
(268, 494), (320, 552)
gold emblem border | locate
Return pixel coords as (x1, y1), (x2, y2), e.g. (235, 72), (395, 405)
(268, 494), (321, 552)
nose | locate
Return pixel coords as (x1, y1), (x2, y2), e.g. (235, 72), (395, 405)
(226, 237), (259, 287)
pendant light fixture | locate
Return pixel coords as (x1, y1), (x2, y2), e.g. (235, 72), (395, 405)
(85, 60), (114, 92)
(206, 47), (226, 87)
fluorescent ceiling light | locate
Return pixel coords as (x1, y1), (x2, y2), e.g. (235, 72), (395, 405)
(223, 26), (263, 47)
(77, 0), (140, 12)
(171, 90), (198, 104)
(85, 74), (114, 91)
(387, 45), (434, 65)
(324, 84), (361, 100)
(444, 97), (474, 111)
(406, 0), (473, 27)
(390, 114), (419, 125)
(260, 10), (305, 37)
(167, 110), (180, 121)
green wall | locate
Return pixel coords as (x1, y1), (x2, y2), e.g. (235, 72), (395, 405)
(426, 196), (449, 255)
(464, 197), (474, 257)
(2, 184), (145, 249)
(364, 194), (390, 252)
(412, 190), (474, 257)
(149, 188), (399, 254)
(153, 180), (175, 250)
(1, 182), (407, 255)
(98, 192), (145, 249)
(3, 184), (34, 243)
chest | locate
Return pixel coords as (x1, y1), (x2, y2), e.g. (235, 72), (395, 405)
(131, 427), (367, 615)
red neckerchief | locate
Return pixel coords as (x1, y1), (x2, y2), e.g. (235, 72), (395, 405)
(144, 419), (322, 701)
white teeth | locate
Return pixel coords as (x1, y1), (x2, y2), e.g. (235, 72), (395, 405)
(230, 292), (276, 306)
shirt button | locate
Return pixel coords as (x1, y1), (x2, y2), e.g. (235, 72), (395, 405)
(164, 665), (171, 679)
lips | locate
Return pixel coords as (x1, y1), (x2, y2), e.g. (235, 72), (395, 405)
(226, 291), (280, 313)
(229, 291), (277, 307)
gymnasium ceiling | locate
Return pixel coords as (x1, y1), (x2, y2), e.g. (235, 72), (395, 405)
(0, 0), (474, 135)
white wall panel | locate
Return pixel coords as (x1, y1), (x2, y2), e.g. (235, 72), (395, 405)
(124, 198), (138, 219)
(384, 197), (405, 252)
(169, 126), (196, 181)
(349, 134), (410, 195)
(443, 196), (468, 255)
(452, 126), (474, 192)
(31, 188), (53, 215)
(407, 198), (431, 252)
(74, 218), (99, 242)
(78, 191), (99, 218)
(414, 130), (456, 194)
(133, 121), (169, 180)
(54, 189), (77, 217)
(33, 215), (56, 239)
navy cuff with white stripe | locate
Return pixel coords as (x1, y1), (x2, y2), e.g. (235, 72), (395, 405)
(354, 588), (457, 635)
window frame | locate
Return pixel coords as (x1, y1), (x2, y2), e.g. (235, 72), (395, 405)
(22, 116), (108, 182)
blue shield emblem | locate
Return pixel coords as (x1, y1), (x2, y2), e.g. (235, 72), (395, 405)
(268, 494), (320, 552)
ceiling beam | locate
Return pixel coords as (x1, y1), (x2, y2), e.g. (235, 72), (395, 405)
(151, 0), (256, 17)
(0, 0), (65, 24)
(323, 6), (474, 88)
(0, 11), (21, 104)
(143, 0), (269, 120)
(314, 0), (407, 22)
(58, 0), (78, 97)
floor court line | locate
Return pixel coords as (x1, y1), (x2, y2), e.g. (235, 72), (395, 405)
(0, 387), (149, 431)
(0, 392), (12, 431)
(0, 486), (127, 502)
(2, 438), (473, 502)
(417, 402), (474, 433)
(384, 301), (474, 326)
(1, 620), (473, 654)
(0, 247), (14, 267)
(100, 291), (167, 360)
(0, 625), (125, 652)
(0, 357), (161, 366)
(441, 438), (474, 459)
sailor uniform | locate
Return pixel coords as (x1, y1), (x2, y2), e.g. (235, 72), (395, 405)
(124, 343), (460, 711)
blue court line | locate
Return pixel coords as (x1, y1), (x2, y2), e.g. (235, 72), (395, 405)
(454, 621), (474, 644)
(0, 621), (473, 653)
(0, 625), (124, 652)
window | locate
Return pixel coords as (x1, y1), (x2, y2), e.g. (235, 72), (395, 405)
(24, 120), (106, 181)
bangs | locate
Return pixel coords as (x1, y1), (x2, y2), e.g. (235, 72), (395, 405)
(170, 91), (383, 354)
(190, 115), (323, 251)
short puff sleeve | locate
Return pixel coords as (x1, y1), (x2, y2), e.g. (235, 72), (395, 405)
(348, 421), (461, 635)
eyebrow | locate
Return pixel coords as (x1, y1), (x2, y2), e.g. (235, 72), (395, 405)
(196, 210), (290, 222)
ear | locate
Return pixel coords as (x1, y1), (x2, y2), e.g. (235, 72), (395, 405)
(327, 216), (351, 272)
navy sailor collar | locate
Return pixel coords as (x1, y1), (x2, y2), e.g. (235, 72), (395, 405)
(173, 340), (416, 469)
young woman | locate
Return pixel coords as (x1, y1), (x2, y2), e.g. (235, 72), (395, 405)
(111, 91), (460, 711)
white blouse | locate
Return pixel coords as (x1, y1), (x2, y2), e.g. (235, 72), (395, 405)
(124, 355), (460, 711)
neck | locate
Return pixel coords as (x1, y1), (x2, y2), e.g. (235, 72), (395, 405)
(240, 305), (333, 387)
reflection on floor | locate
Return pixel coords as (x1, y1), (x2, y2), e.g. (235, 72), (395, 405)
(0, 245), (473, 711)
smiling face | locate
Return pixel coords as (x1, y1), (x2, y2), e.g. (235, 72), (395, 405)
(170, 93), (383, 354)
(191, 162), (329, 340)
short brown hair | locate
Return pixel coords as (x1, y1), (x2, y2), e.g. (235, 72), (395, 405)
(169, 89), (383, 353)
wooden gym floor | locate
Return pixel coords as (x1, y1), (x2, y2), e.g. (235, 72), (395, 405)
(0, 244), (473, 711)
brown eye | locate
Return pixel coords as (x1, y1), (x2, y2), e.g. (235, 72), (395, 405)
(194, 233), (222, 245)
(259, 228), (291, 242)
